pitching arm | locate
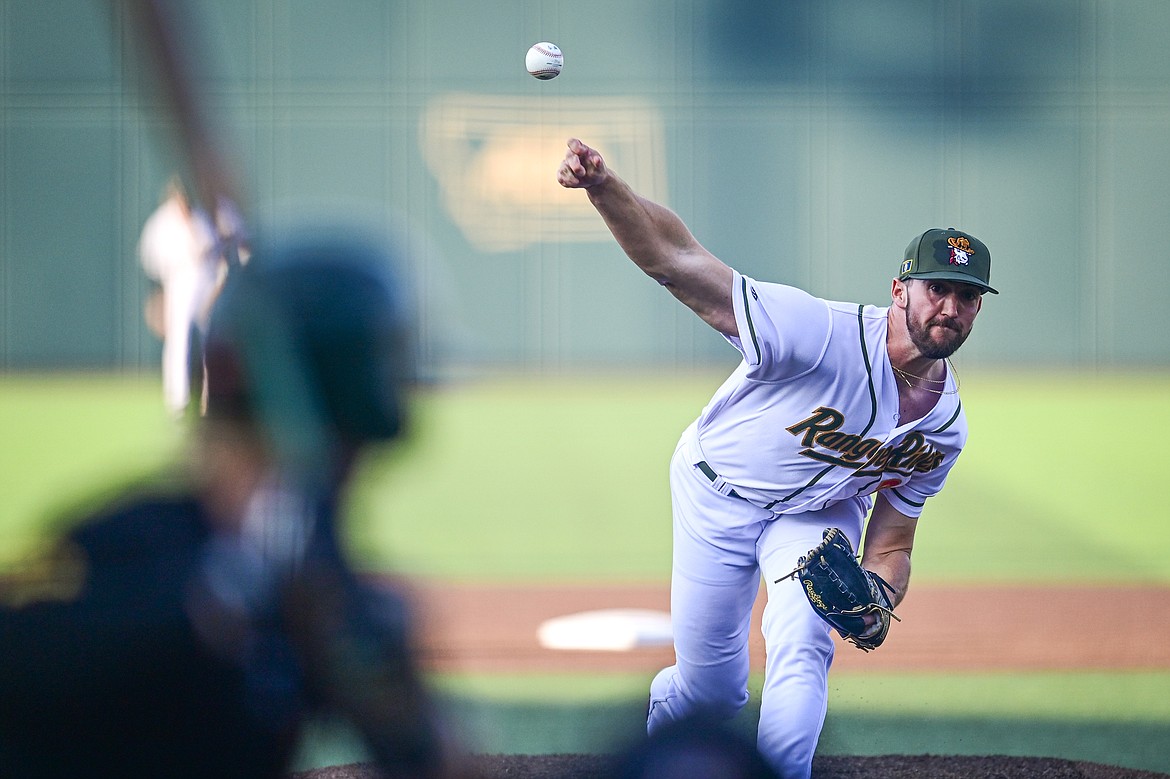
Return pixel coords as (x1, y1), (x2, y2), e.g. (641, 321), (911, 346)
(557, 138), (737, 337)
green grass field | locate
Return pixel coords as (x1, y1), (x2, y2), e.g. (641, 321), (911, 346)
(408, 671), (1170, 772)
(4, 369), (1168, 584)
(349, 369), (1170, 585)
(3, 370), (1169, 773)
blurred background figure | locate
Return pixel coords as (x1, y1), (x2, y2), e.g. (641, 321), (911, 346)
(137, 175), (217, 417)
(0, 232), (460, 779)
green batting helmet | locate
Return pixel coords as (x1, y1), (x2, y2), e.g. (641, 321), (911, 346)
(204, 230), (414, 455)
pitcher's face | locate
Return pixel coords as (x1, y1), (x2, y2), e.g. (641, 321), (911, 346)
(901, 279), (983, 359)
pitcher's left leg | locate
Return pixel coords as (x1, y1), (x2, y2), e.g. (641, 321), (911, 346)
(753, 502), (867, 779)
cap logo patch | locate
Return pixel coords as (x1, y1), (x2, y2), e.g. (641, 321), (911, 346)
(900, 259), (913, 275)
(947, 236), (974, 266)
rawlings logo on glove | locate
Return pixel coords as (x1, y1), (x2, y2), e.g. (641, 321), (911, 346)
(776, 527), (900, 651)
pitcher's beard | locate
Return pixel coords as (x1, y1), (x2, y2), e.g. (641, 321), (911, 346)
(906, 309), (968, 359)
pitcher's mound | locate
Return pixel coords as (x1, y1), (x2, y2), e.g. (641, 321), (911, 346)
(290, 754), (1169, 779)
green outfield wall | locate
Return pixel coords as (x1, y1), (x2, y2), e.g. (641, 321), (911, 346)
(2, 0), (1169, 371)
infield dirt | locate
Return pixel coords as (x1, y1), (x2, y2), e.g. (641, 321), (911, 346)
(405, 581), (1170, 673)
(290, 580), (1170, 779)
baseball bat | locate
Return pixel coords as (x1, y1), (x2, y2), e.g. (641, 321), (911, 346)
(120, 0), (336, 488)
(121, 0), (243, 234)
(117, 0), (336, 566)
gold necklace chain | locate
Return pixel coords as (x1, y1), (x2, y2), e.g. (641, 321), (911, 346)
(891, 359), (960, 395)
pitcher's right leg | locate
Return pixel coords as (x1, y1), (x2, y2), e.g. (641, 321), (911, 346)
(647, 434), (771, 732)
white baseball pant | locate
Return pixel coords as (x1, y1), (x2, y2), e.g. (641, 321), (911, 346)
(647, 421), (867, 779)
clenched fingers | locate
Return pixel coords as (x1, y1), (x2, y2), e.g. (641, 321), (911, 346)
(557, 138), (605, 189)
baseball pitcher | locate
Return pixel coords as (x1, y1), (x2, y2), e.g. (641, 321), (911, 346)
(558, 138), (996, 779)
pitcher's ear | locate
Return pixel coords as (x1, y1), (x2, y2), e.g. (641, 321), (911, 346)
(891, 278), (910, 307)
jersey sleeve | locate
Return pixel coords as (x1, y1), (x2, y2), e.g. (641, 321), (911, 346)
(727, 270), (832, 380)
(882, 471), (947, 518)
(881, 424), (969, 518)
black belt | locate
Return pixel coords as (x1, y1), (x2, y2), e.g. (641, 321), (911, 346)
(696, 460), (743, 499)
(696, 461), (780, 509)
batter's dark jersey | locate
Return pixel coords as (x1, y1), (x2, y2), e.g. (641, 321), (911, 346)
(0, 493), (303, 778)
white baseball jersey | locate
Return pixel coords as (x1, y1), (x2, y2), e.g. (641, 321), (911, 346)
(692, 271), (968, 518)
(139, 196), (216, 416)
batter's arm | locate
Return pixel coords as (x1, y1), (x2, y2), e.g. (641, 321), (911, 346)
(557, 138), (737, 337)
(858, 493), (918, 608)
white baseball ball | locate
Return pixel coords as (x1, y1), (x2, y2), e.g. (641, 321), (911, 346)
(525, 42), (563, 80)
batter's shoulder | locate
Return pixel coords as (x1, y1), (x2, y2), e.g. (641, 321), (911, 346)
(70, 491), (208, 556)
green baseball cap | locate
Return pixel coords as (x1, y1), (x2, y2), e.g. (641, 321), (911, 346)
(898, 227), (998, 294)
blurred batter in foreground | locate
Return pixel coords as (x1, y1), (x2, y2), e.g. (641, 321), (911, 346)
(0, 235), (457, 779)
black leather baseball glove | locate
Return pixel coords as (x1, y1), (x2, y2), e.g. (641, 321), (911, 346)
(776, 527), (900, 651)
